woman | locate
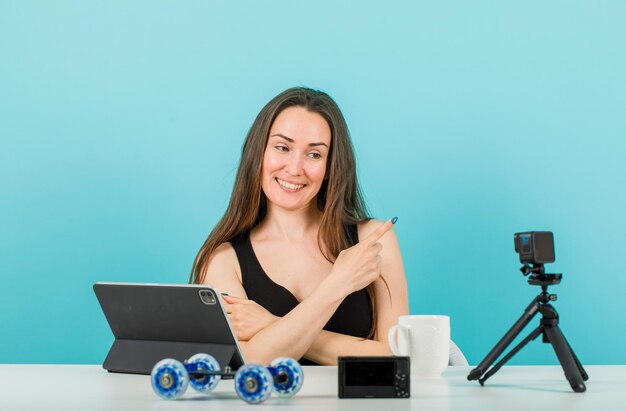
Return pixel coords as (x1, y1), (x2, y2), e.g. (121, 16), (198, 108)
(190, 87), (409, 365)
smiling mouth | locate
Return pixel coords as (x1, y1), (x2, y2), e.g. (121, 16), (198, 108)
(276, 178), (306, 192)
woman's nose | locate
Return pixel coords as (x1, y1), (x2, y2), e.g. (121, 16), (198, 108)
(285, 154), (304, 176)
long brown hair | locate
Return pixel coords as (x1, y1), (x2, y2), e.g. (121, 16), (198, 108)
(190, 87), (379, 337)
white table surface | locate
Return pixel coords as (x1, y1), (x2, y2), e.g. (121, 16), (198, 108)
(1, 364), (624, 411)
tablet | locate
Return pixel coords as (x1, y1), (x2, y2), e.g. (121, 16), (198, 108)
(93, 282), (245, 374)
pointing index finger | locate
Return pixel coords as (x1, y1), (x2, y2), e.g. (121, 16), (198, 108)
(364, 217), (397, 246)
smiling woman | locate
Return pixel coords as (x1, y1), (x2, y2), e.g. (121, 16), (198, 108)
(261, 107), (331, 212)
(189, 87), (409, 365)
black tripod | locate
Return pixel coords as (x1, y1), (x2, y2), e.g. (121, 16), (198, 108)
(467, 265), (588, 393)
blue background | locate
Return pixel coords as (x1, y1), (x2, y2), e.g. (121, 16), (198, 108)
(1, 1), (625, 365)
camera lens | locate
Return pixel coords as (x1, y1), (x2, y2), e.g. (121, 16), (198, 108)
(198, 289), (215, 305)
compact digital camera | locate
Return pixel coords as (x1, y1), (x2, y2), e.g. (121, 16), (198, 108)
(338, 356), (410, 398)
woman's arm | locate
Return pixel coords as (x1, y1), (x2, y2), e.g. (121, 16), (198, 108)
(203, 221), (396, 365)
(200, 242), (250, 301)
(303, 331), (391, 364)
(303, 221), (409, 364)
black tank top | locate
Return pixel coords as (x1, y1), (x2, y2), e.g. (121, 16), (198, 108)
(229, 224), (373, 365)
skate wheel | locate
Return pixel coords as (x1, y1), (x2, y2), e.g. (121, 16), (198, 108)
(234, 364), (273, 404)
(151, 358), (189, 400)
(187, 353), (221, 393)
(269, 357), (304, 397)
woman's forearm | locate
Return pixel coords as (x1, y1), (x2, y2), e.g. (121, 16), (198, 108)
(240, 279), (346, 364)
(304, 330), (393, 365)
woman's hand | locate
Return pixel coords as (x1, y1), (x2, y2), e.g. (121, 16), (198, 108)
(222, 295), (279, 341)
(328, 218), (395, 298)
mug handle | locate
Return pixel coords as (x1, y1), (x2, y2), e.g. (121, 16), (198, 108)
(387, 324), (408, 355)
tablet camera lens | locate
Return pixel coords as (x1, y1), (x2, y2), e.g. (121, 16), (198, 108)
(199, 290), (216, 305)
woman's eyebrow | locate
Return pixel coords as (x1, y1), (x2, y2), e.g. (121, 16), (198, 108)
(270, 134), (328, 148)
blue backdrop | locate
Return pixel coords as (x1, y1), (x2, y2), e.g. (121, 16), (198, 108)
(1, 1), (625, 365)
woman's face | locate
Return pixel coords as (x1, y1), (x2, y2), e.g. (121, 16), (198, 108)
(261, 106), (331, 212)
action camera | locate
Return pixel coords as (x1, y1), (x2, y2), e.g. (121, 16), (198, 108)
(514, 231), (555, 265)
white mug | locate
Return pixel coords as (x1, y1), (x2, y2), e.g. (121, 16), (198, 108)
(388, 315), (450, 377)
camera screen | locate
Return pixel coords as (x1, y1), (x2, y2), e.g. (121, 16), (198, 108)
(345, 361), (395, 386)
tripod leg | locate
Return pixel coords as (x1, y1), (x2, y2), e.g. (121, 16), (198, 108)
(565, 338), (589, 381)
(468, 297), (540, 381)
(478, 326), (543, 385)
(542, 325), (586, 392)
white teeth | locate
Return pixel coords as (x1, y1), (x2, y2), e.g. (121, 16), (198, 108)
(277, 178), (305, 191)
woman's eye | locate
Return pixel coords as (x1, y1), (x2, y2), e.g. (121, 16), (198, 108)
(275, 145), (288, 152)
(308, 152), (322, 159)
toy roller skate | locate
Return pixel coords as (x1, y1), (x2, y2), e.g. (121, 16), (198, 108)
(150, 353), (303, 404)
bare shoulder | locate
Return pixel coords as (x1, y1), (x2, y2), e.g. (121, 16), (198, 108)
(211, 241), (238, 261)
(205, 242), (240, 278)
(202, 242), (246, 297)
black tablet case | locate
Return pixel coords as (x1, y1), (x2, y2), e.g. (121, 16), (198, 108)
(94, 283), (245, 374)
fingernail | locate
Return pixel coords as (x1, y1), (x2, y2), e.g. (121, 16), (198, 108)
(221, 293), (229, 296)
(391, 217), (398, 224)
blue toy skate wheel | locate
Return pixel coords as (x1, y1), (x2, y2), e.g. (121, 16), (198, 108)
(151, 358), (189, 400)
(187, 353), (221, 393)
(269, 357), (304, 397)
(234, 364), (273, 404)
